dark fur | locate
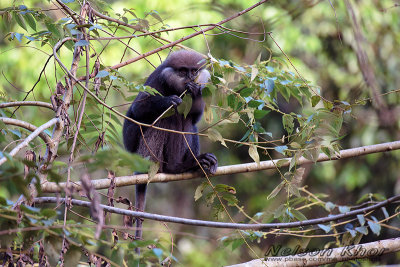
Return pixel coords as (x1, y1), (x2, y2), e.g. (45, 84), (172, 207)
(123, 50), (218, 245)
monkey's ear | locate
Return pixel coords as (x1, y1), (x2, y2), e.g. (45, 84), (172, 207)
(195, 69), (211, 87)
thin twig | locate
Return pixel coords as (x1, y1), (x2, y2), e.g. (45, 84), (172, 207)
(0, 118), (59, 166)
(110, 0), (270, 70)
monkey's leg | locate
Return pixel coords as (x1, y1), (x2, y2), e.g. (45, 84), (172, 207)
(134, 183), (147, 254)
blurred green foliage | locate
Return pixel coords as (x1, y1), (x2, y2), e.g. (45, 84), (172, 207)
(0, 0), (400, 265)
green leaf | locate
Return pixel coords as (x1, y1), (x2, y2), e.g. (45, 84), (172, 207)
(248, 145), (259, 164)
(368, 216), (381, 236)
(215, 184), (236, 194)
(355, 226), (368, 235)
(338, 206), (350, 213)
(75, 39), (90, 47)
(381, 207), (389, 219)
(240, 88), (254, 97)
(254, 109), (270, 119)
(40, 209), (57, 218)
(45, 21), (62, 39)
(347, 229), (357, 238)
(276, 159), (289, 167)
(267, 181), (284, 200)
(96, 70), (109, 78)
(282, 114), (294, 134)
(227, 94), (237, 109)
(182, 95), (193, 118)
(13, 32), (24, 42)
(317, 224), (331, 233)
(291, 209), (307, 221)
(231, 239), (244, 251)
(20, 205), (40, 214)
(325, 201), (336, 212)
(194, 182), (209, 201)
(13, 12), (27, 31)
(357, 214), (365, 226)
(274, 145), (288, 155)
(23, 13), (36, 31)
(152, 248), (163, 260)
(253, 122), (266, 134)
(207, 128), (227, 147)
(311, 95), (320, 107)
(248, 99), (264, 109)
(250, 66), (258, 81)
(204, 105), (213, 124)
(149, 11), (163, 23)
(148, 161), (159, 182)
(323, 100), (333, 110)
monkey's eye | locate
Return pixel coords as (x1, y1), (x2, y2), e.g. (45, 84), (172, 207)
(178, 68), (188, 77)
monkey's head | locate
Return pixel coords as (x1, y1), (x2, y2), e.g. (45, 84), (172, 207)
(155, 50), (210, 95)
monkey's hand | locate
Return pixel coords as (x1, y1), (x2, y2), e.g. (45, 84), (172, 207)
(185, 81), (202, 96)
(165, 95), (183, 107)
(197, 153), (218, 174)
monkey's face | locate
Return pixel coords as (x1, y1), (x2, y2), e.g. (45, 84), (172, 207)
(177, 67), (200, 81)
(160, 66), (210, 95)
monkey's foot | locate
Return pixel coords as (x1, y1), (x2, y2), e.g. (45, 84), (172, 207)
(197, 153), (218, 174)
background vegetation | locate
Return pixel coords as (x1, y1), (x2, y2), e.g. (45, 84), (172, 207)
(0, 0), (399, 266)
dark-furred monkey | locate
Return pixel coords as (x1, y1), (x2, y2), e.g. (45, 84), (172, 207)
(123, 50), (218, 243)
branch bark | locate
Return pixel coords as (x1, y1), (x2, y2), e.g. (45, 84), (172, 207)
(0, 117), (53, 144)
(41, 140), (400, 193)
(33, 194), (400, 230)
(0, 101), (54, 110)
(226, 237), (400, 267)
(0, 118), (59, 166)
(110, 0), (269, 70)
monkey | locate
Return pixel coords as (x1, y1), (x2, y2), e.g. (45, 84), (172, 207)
(122, 50), (218, 244)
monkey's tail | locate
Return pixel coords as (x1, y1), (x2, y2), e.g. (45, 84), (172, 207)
(134, 183), (147, 255)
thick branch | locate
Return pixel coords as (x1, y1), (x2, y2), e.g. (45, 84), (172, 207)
(41, 140), (400, 193)
(0, 117), (52, 144)
(0, 118), (59, 166)
(0, 101), (54, 110)
(33, 194), (400, 230)
(227, 237), (400, 267)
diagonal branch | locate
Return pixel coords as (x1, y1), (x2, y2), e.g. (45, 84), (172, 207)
(110, 0), (269, 70)
(0, 117), (53, 145)
(0, 118), (59, 166)
(41, 140), (400, 193)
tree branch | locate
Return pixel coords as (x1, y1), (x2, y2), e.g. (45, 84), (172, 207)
(0, 101), (54, 110)
(41, 140), (400, 193)
(0, 118), (59, 166)
(110, 0), (269, 70)
(0, 117), (53, 144)
(33, 194), (400, 230)
(226, 237), (400, 267)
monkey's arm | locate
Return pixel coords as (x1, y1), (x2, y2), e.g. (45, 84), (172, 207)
(129, 92), (182, 123)
(123, 92), (182, 154)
